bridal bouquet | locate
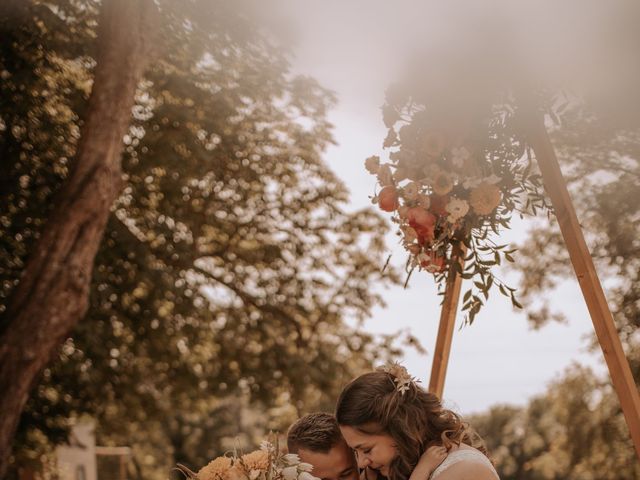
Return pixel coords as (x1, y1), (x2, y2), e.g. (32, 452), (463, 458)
(178, 440), (318, 480)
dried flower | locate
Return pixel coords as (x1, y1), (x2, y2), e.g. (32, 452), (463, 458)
(407, 243), (421, 255)
(378, 361), (416, 394)
(241, 450), (269, 473)
(198, 457), (233, 480)
(365, 155), (380, 174)
(377, 164), (394, 186)
(401, 225), (418, 243)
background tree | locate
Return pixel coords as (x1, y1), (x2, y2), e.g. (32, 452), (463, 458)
(1, 1), (406, 478)
(0, 0), (159, 475)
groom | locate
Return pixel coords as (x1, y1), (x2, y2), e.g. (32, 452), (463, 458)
(287, 413), (361, 480)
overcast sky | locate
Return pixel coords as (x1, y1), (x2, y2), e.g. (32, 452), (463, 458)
(267, 0), (638, 413)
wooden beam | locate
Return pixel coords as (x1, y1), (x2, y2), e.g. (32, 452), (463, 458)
(527, 112), (640, 460)
(428, 243), (467, 398)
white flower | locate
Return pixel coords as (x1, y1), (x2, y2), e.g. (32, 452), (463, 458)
(445, 197), (469, 223)
(282, 467), (298, 480)
(298, 463), (314, 473)
(450, 146), (470, 168)
(298, 472), (319, 480)
(282, 454), (300, 466)
(462, 176), (482, 190)
(463, 173), (501, 188)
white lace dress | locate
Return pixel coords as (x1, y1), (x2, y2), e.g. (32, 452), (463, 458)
(429, 447), (499, 480)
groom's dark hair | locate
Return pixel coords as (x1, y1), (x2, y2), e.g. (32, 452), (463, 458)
(287, 412), (343, 454)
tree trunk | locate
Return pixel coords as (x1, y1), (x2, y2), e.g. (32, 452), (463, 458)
(0, 0), (159, 475)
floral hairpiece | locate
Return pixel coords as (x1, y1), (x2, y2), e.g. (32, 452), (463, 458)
(378, 361), (417, 395)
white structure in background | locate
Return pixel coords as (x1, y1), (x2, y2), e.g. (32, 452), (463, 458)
(54, 421), (131, 480)
(55, 422), (97, 480)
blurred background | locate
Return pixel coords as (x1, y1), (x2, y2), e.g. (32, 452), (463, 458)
(1, 0), (639, 479)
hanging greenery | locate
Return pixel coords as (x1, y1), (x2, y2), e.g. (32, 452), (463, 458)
(366, 67), (554, 323)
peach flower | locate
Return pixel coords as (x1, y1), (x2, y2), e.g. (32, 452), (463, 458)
(469, 182), (502, 215)
(378, 186), (399, 212)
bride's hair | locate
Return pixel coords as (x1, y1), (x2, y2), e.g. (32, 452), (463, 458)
(335, 371), (488, 480)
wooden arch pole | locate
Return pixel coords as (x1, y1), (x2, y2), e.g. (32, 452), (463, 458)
(428, 243), (467, 398)
(526, 112), (640, 459)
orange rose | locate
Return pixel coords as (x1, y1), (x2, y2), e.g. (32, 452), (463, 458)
(378, 186), (399, 212)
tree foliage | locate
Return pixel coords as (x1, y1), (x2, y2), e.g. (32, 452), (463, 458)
(1, 1), (403, 478)
(471, 365), (640, 480)
(471, 105), (640, 478)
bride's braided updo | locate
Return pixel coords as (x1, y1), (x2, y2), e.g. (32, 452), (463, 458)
(335, 369), (487, 480)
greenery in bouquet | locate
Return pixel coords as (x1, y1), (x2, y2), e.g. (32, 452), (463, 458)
(178, 440), (318, 480)
(367, 80), (551, 323)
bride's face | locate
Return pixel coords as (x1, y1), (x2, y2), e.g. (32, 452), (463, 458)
(339, 425), (397, 477)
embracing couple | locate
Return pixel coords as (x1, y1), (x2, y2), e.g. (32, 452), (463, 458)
(287, 366), (499, 480)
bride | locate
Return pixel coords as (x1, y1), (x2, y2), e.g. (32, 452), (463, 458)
(335, 366), (499, 480)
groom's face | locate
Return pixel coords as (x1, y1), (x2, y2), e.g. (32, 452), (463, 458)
(298, 439), (359, 480)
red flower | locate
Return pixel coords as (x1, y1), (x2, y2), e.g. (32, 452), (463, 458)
(407, 207), (436, 242)
(378, 186), (399, 212)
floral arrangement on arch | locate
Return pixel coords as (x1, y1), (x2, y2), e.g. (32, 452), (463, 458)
(177, 440), (318, 480)
(366, 83), (549, 323)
